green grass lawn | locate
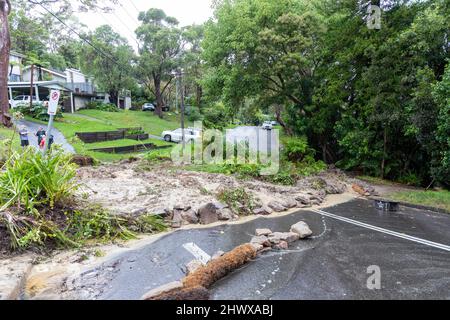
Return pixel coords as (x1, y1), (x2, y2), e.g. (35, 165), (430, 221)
(26, 110), (186, 162)
(74, 110), (190, 136)
(390, 190), (450, 212)
(0, 126), (21, 159)
(87, 138), (172, 149)
(357, 175), (400, 186)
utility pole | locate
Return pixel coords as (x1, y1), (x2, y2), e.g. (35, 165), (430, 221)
(179, 70), (186, 150)
(29, 64), (34, 109)
(175, 75), (179, 113)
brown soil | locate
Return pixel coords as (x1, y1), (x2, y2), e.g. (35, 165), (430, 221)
(76, 161), (345, 217)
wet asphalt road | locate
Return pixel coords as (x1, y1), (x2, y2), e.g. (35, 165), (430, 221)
(88, 199), (450, 300)
(225, 126), (279, 153)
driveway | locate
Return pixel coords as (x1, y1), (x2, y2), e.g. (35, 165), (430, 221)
(69, 199), (450, 300)
(15, 120), (75, 154)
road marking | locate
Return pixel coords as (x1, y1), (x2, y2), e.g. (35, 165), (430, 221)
(311, 209), (450, 252)
(183, 242), (211, 265)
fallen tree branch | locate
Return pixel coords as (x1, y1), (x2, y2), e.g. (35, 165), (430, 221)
(144, 243), (258, 300)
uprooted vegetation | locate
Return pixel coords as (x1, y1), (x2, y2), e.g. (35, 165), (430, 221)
(146, 136), (327, 186)
(217, 187), (257, 216)
(0, 149), (167, 253)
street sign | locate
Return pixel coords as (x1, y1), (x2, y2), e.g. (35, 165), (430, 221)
(48, 90), (60, 115)
(43, 90), (60, 154)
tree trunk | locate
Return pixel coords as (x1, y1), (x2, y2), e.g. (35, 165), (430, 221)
(109, 90), (118, 107)
(0, 0), (12, 127)
(153, 74), (163, 119)
(275, 104), (293, 136)
(381, 126), (387, 179)
(195, 84), (202, 108)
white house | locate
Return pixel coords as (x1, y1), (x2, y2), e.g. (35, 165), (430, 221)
(23, 66), (69, 83)
(8, 51), (25, 82)
(8, 54), (132, 111)
(13, 66), (98, 112)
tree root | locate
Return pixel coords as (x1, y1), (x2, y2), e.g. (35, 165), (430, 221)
(146, 243), (257, 300)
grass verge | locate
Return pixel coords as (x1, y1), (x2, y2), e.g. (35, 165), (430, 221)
(389, 190), (450, 212)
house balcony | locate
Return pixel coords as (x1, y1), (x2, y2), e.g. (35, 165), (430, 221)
(65, 82), (96, 95)
(8, 74), (21, 82)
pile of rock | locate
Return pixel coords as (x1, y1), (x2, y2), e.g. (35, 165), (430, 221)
(253, 191), (326, 215)
(250, 221), (313, 252)
(159, 192), (329, 228)
(163, 202), (239, 228)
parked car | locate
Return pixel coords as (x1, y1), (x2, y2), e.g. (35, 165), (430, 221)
(142, 103), (155, 111)
(142, 103), (170, 112)
(162, 128), (202, 143)
(262, 121), (273, 130)
(9, 95), (37, 108)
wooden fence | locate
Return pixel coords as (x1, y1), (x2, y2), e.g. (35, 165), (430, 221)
(89, 144), (171, 154)
(75, 127), (148, 143)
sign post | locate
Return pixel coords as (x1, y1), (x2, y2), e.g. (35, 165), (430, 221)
(44, 90), (60, 153)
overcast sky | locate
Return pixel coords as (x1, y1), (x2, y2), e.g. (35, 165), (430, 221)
(76, 0), (214, 51)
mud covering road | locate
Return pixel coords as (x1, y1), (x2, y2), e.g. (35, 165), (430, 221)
(64, 199), (450, 300)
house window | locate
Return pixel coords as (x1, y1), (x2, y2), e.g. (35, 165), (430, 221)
(8, 74), (21, 82)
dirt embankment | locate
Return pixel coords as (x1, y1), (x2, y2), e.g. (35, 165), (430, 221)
(76, 161), (352, 226)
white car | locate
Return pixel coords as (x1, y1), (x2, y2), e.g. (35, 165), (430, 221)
(261, 121), (273, 130)
(9, 95), (37, 108)
(162, 128), (202, 143)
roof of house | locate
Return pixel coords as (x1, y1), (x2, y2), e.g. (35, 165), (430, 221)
(7, 80), (71, 91)
(10, 51), (26, 58)
(22, 66), (67, 78)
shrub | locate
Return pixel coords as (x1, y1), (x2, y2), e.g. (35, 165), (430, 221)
(217, 187), (257, 215)
(282, 136), (311, 162)
(202, 103), (230, 130)
(16, 103), (63, 122)
(398, 172), (422, 186)
(0, 149), (168, 250)
(0, 148), (78, 211)
(188, 107), (203, 122)
(85, 101), (121, 112)
(143, 148), (173, 163)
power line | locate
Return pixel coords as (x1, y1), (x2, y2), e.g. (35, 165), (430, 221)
(129, 0), (141, 15)
(35, 2), (125, 70)
(110, 9), (140, 43)
(98, 9), (140, 47)
(118, 0), (140, 25)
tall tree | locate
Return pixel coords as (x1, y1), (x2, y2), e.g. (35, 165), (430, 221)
(136, 8), (183, 118)
(183, 24), (205, 108)
(80, 25), (135, 106)
(0, 0), (12, 126)
(202, 0), (325, 133)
